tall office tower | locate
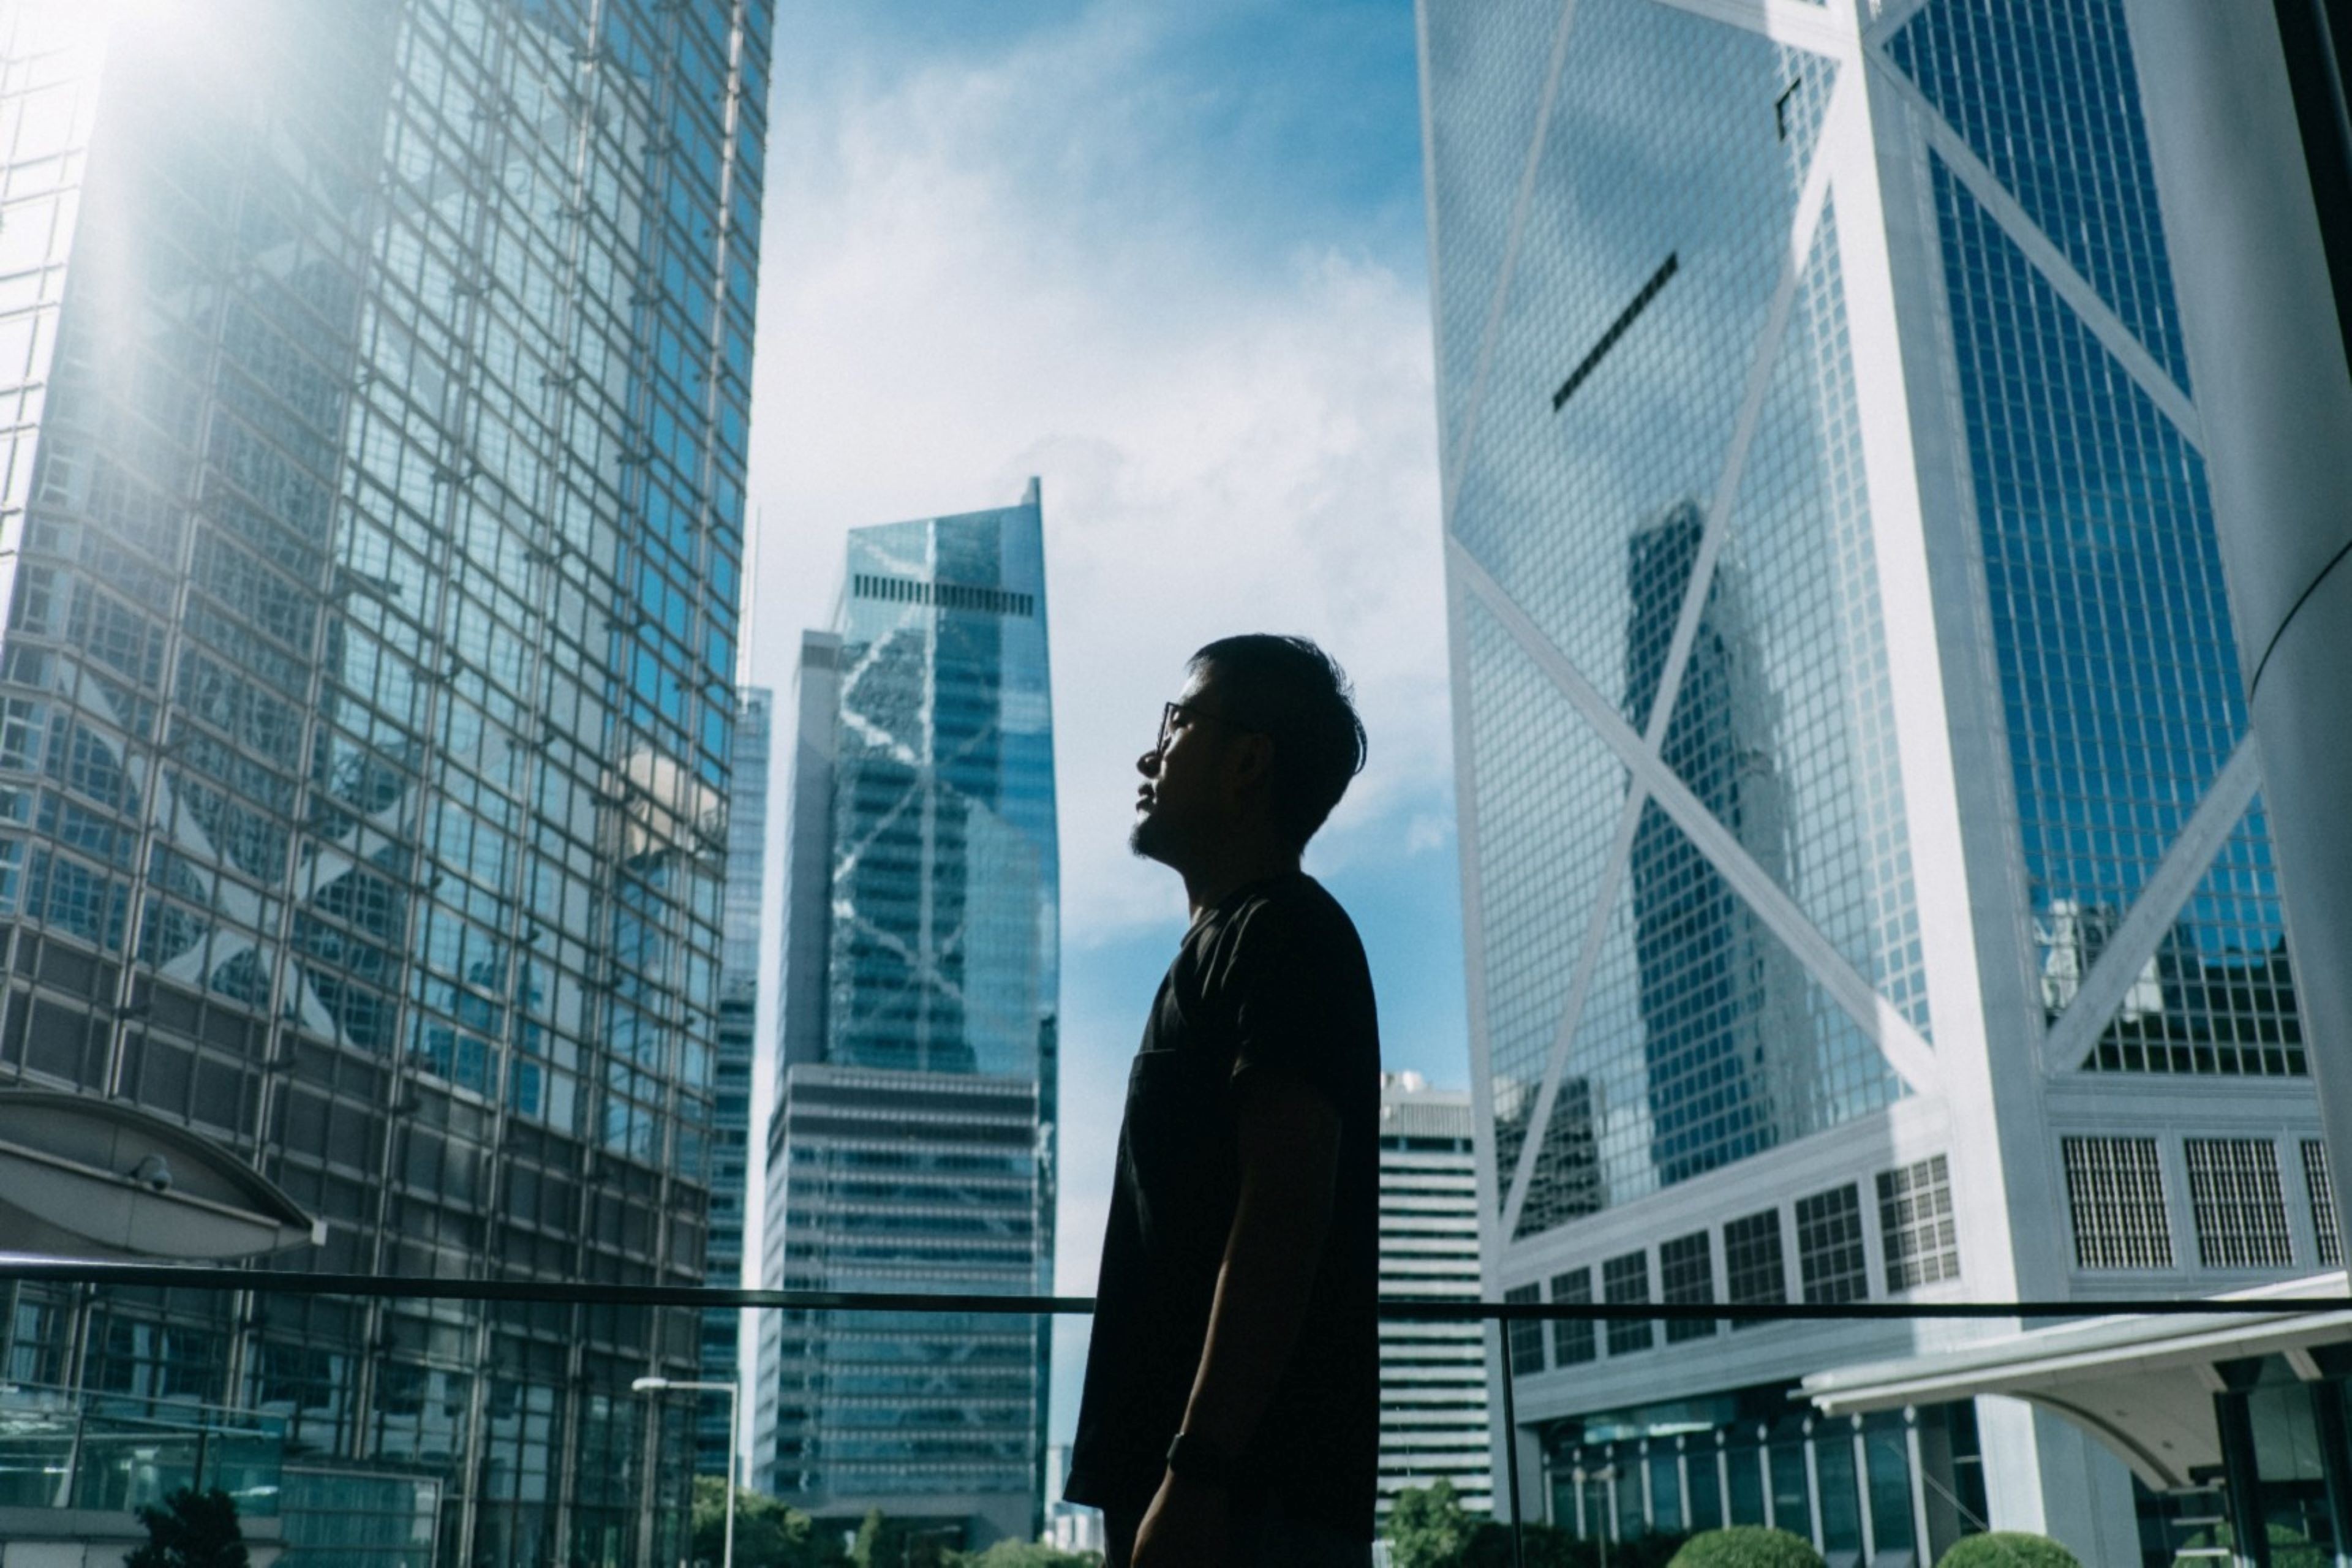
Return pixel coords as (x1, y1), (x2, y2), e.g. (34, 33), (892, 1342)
(0, 0), (772, 1561)
(1422, 0), (2322, 1559)
(701, 687), (770, 1479)
(1376, 1072), (1494, 1522)
(755, 486), (1058, 1547)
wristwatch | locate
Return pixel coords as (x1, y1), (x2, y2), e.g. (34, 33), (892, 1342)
(1164, 1430), (1237, 1490)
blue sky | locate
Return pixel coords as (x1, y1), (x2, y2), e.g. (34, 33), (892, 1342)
(737, 0), (1463, 1446)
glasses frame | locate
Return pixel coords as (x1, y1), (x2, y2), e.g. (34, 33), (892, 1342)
(1157, 699), (1254, 755)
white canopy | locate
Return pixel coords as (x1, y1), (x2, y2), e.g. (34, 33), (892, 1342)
(0, 1089), (322, 1261)
(1803, 1276), (2352, 1490)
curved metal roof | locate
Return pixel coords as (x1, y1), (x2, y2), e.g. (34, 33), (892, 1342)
(0, 1090), (321, 1262)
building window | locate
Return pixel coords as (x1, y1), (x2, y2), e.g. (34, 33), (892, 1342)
(1549, 1268), (1594, 1366)
(2185, 1139), (2293, 1269)
(1795, 1185), (1869, 1304)
(1723, 1208), (1786, 1329)
(1659, 1230), (1715, 1343)
(1504, 1282), (1545, 1373)
(2061, 1136), (2174, 1268)
(1603, 1250), (1653, 1356)
(1877, 1155), (1960, 1290)
(2304, 1141), (2341, 1268)
(850, 573), (1034, 617)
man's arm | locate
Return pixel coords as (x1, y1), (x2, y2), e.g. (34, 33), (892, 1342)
(1132, 1074), (1341, 1566)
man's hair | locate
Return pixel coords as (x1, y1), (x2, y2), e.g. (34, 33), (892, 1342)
(1189, 634), (1367, 851)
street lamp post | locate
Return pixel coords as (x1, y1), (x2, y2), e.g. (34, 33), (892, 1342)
(632, 1376), (739, 1568)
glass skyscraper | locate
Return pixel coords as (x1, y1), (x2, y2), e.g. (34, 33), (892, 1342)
(1423, 0), (2318, 1558)
(703, 686), (769, 1477)
(755, 486), (1058, 1546)
(0, 0), (771, 1561)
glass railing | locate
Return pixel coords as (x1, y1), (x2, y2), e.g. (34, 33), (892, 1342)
(0, 1379), (284, 1517)
(0, 1263), (2346, 1567)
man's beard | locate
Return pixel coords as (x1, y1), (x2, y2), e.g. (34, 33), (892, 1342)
(1129, 808), (1179, 864)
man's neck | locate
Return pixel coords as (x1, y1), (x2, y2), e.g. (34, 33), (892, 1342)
(1181, 835), (1301, 921)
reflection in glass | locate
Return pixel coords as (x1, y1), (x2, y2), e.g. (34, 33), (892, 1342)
(0, 1), (773, 1560)
(759, 492), (1057, 1544)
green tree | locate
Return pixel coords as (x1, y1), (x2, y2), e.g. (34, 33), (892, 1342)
(1667, 1526), (1823, 1568)
(1386, 1480), (1481, 1568)
(1465, 1519), (1616, 1567)
(2176, 1522), (2328, 1568)
(848, 1509), (958, 1568)
(1385, 1483), (1682, 1568)
(124, 1487), (249, 1568)
(948, 1541), (1101, 1567)
(690, 1476), (841, 1567)
(1936, 1532), (2083, 1568)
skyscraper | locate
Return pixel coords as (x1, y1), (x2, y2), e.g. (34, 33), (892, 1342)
(0, 0), (771, 1560)
(1421, 0), (2320, 1558)
(703, 687), (771, 1478)
(755, 485), (1058, 1546)
(1375, 1072), (1493, 1522)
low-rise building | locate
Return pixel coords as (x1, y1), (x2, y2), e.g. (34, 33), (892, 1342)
(1378, 1072), (1494, 1519)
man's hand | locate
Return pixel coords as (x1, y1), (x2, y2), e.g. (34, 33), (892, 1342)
(1131, 1469), (1229, 1568)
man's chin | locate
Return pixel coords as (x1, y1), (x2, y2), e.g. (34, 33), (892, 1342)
(1129, 813), (1176, 865)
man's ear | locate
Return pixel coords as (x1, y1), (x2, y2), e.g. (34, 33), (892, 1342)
(1229, 731), (1276, 793)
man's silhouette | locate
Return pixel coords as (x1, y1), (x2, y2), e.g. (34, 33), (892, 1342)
(1066, 635), (1380, 1568)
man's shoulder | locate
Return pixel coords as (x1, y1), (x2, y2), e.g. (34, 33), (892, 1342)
(1226, 872), (1363, 952)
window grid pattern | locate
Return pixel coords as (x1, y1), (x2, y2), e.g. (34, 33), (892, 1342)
(778, 502), (1060, 1511)
(2062, 1137), (2174, 1268)
(1929, 160), (2300, 1072)
(2305, 1142), (2342, 1269)
(1504, 1281), (1546, 1373)
(701, 687), (768, 1472)
(1540, 803), (1902, 1230)
(2087, 796), (2305, 1076)
(1422, 0), (1586, 442)
(1443, 7), (1837, 723)
(1431, 8), (1922, 1233)
(850, 573), (1035, 618)
(1795, 1185), (1869, 1304)
(1464, 594), (1627, 1218)
(1657, 206), (1928, 1039)
(764, 1073), (1049, 1504)
(1659, 1230), (1716, 1343)
(1887, 0), (2192, 388)
(0, 1), (775, 1558)
(1549, 1268), (1596, 1367)
(1877, 1155), (1959, 1291)
(1603, 1250), (1653, 1357)
(2184, 1139), (2294, 1270)
(824, 508), (1058, 1079)
(1723, 1208), (1787, 1329)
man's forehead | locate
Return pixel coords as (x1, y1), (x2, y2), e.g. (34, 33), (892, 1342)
(1176, 664), (1224, 705)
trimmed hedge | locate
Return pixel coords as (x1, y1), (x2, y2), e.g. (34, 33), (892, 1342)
(1936, 1532), (2083, 1568)
(2175, 1523), (2328, 1568)
(1666, 1526), (1823, 1568)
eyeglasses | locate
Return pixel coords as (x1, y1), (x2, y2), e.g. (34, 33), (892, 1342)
(1156, 700), (1251, 755)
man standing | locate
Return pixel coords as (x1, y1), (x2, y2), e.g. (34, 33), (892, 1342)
(1066, 635), (1381, 1568)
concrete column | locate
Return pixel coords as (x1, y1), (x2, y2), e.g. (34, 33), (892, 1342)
(2124, 0), (2352, 1256)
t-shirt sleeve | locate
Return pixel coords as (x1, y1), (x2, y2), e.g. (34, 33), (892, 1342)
(1223, 898), (1360, 1114)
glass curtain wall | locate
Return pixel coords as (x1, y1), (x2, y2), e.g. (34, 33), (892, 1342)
(0, 0), (773, 1561)
(763, 492), (1058, 1546)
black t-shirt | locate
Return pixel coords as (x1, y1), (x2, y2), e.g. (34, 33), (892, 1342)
(1065, 871), (1381, 1538)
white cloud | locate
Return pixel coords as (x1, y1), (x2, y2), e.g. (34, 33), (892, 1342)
(741, 9), (1452, 946)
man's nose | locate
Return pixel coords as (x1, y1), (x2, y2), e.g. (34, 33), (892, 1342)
(1136, 747), (1162, 777)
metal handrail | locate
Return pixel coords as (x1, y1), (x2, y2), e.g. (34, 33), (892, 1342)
(4, 1260), (2349, 1321)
